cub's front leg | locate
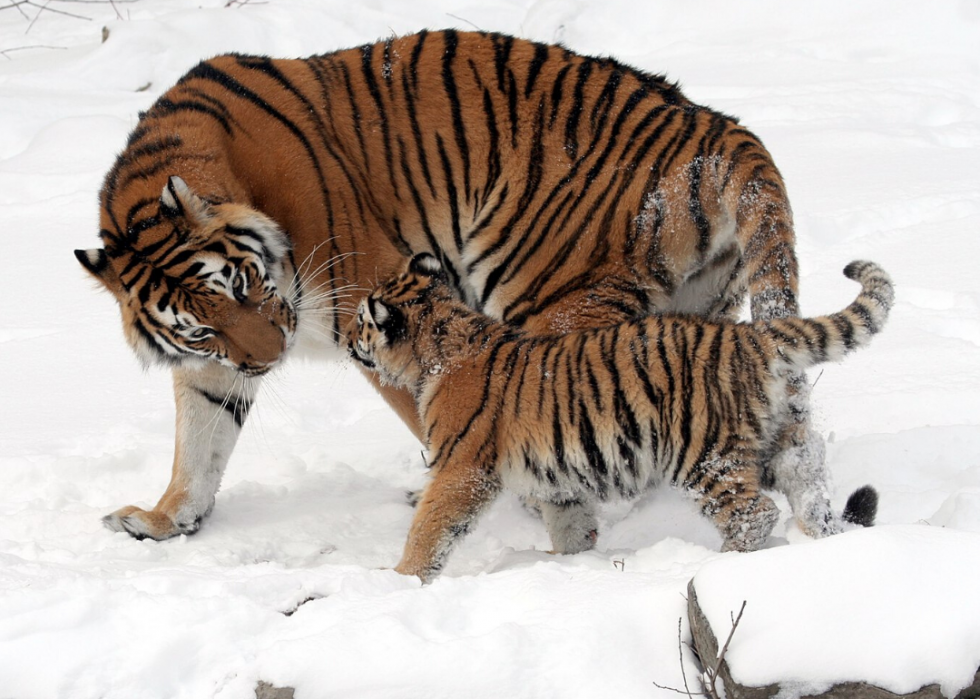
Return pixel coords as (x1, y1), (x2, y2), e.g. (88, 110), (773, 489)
(395, 455), (502, 583)
(103, 362), (257, 540)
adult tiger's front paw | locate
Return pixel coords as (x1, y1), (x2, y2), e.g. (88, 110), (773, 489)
(102, 505), (202, 541)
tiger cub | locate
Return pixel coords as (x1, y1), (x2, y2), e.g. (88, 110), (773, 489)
(348, 253), (892, 582)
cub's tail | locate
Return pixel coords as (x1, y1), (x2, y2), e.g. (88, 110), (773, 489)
(763, 260), (894, 372)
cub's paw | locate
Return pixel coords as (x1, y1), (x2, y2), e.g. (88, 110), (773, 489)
(540, 500), (599, 555)
(102, 506), (201, 541)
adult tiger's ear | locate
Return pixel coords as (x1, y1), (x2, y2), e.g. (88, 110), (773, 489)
(369, 297), (407, 342)
(159, 175), (213, 227)
(74, 248), (123, 296)
(408, 252), (446, 280)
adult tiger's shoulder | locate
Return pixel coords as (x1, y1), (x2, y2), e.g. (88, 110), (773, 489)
(348, 254), (892, 581)
(77, 30), (827, 546)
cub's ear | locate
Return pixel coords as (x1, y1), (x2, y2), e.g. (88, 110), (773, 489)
(408, 252), (445, 280)
(369, 297), (406, 342)
(159, 175), (213, 227)
(74, 248), (122, 295)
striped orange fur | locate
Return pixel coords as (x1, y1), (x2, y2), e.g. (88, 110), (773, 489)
(349, 255), (893, 581)
(77, 30), (828, 542)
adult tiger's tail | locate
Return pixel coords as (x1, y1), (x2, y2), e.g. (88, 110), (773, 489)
(762, 260), (894, 373)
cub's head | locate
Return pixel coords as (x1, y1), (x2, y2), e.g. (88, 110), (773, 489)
(77, 176), (298, 376)
(347, 253), (452, 388)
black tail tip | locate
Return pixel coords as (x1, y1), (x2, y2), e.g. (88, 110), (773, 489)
(843, 261), (866, 281)
(842, 485), (878, 527)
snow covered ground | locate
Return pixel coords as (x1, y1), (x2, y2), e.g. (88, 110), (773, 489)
(1, 1), (979, 697)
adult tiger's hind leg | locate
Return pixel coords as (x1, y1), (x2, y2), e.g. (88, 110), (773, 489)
(103, 362), (256, 540)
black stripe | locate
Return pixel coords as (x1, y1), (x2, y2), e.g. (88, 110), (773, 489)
(435, 134), (463, 253)
(145, 97), (233, 135)
(338, 62), (370, 178)
(548, 64), (571, 129)
(409, 29), (428, 91)
(564, 58), (594, 161)
(479, 86), (502, 211)
(440, 30), (472, 204)
(630, 326), (661, 408)
(360, 43), (400, 201)
(196, 387), (251, 428)
(577, 399), (608, 499)
(401, 69), (436, 199)
(525, 42), (549, 98)
(491, 32), (513, 93)
(602, 326), (641, 447)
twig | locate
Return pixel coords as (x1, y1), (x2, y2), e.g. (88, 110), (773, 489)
(446, 12), (483, 32)
(652, 617), (704, 697)
(0, 43), (66, 58)
(701, 600), (747, 697)
(810, 368), (824, 389)
(26, 0), (93, 34)
(678, 616), (696, 698)
(0, 1), (32, 17)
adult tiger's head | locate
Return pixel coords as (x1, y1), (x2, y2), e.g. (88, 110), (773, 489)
(347, 253), (455, 390)
(76, 175), (298, 377)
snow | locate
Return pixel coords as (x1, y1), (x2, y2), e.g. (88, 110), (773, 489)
(693, 526), (980, 697)
(1, 1), (979, 697)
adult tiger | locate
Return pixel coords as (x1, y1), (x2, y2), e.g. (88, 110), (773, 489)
(77, 29), (831, 546)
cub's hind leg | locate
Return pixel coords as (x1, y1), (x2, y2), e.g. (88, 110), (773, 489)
(767, 416), (841, 538)
(103, 362), (257, 540)
(539, 498), (598, 554)
(688, 455), (779, 553)
(395, 451), (502, 583)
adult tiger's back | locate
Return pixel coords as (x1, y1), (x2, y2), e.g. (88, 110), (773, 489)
(76, 30), (825, 544)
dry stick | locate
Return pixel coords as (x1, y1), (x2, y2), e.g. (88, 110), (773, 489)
(811, 368), (825, 389)
(678, 616), (697, 698)
(0, 44), (66, 58)
(651, 617), (704, 698)
(702, 600), (748, 696)
(446, 12), (484, 32)
(27, 1), (140, 4)
(0, 1), (32, 16)
(27, 0), (93, 26)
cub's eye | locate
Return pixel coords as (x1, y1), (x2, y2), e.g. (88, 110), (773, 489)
(188, 327), (214, 341)
(232, 272), (247, 302)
